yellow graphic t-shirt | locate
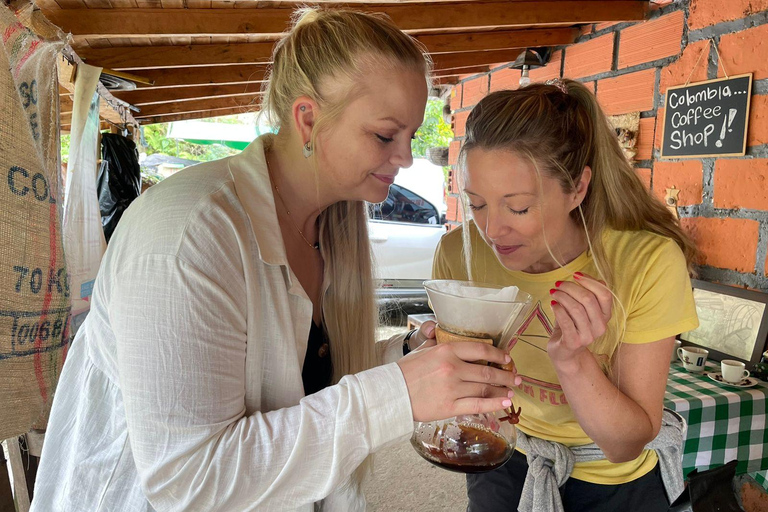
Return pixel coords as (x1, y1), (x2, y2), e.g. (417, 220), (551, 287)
(432, 223), (699, 485)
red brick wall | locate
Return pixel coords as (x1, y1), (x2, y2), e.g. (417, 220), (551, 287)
(445, 0), (768, 289)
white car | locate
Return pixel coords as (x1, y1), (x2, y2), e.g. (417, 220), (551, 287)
(369, 159), (448, 309)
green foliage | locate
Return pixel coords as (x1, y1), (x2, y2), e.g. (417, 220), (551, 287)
(200, 113), (256, 125)
(60, 117), (246, 171)
(60, 134), (71, 164)
(411, 98), (453, 158)
(141, 123), (240, 162)
(138, 100), (453, 165)
(141, 172), (163, 187)
(63, 106), (451, 178)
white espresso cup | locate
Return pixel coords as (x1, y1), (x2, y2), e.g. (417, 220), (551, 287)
(678, 346), (709, 372)
(721, 359), (750, 383)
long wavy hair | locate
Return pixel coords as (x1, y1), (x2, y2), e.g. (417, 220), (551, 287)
(458, 79), (698, 366)
(259, 7), (431, 485)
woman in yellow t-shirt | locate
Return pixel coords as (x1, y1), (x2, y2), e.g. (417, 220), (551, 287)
(433, 79), (699, 512)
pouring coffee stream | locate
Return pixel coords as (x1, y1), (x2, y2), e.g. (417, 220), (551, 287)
(411, 280), (534, 473)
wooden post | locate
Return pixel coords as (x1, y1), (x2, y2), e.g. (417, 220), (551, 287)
(2, 437), (31, 512)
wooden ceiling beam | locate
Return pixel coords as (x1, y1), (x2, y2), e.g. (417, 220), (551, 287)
(76, 28), (577, 69)
(398, 1), (647, 33)
(60, 94), (74, 113)
(134, 93), (262, 117)
(43, 2), (648, 38)
(99, 97), (126, 126)
(435, 65), (491, 76)
(419, 27), (578, 54)
(127, 65), (268, 89)
(77, 41), (274, 70)
(62, 101), (255, 125)
(81, 53), (513, 90)
(431, 49), (523, 71)
(46, 8), (290, 38)
(112, 83), (263, 105)
(434, 76), (460, 85)
(135, 106), (258, 125)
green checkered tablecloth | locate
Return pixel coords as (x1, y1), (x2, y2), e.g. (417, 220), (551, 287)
(665, 361), (768, 489)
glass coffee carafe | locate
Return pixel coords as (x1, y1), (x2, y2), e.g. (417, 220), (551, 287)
(411, 280), (533, 473)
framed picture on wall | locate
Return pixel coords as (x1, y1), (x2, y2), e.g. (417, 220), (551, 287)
(679, 280), (768, 367)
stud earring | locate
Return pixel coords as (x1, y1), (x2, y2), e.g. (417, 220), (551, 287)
(300, 105), (306, 112)
(303, 141), (313, 158)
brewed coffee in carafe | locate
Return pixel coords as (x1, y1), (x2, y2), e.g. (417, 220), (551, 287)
(410, 280), (533, 473)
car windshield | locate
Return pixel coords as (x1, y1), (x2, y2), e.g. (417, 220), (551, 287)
(369, 184), (439, 225)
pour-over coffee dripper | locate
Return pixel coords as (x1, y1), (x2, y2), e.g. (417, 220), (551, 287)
(410, 280), (533, 474)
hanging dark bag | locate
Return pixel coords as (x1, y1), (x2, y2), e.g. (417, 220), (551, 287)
(97, 133), (141, 242)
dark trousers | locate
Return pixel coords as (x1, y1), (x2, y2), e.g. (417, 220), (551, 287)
(466, 450), (670, 512)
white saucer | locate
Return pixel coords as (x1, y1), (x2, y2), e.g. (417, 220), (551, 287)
(706, 372), (759, 389)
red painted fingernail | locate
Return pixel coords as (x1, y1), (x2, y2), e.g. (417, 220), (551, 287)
(555, 281), (563, 287)
(551, 300), (558, 306)
(574, 272), (583, 279)
(549, 289), (556, 295)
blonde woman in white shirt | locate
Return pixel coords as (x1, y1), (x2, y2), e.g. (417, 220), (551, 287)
(31, 9), (521, 512)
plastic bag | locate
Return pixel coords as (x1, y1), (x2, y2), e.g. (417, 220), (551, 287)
(97, 133), (141, 242)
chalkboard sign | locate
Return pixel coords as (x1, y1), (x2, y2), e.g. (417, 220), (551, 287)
(660, 74), (752, 159)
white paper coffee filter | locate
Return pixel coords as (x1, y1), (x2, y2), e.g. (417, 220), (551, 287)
(426, 281), (527, 337)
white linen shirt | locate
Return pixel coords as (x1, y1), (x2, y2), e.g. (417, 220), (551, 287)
(31, 136), (413, 512)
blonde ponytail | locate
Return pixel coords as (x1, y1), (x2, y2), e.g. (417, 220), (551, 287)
(567, 81), (699, 279)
